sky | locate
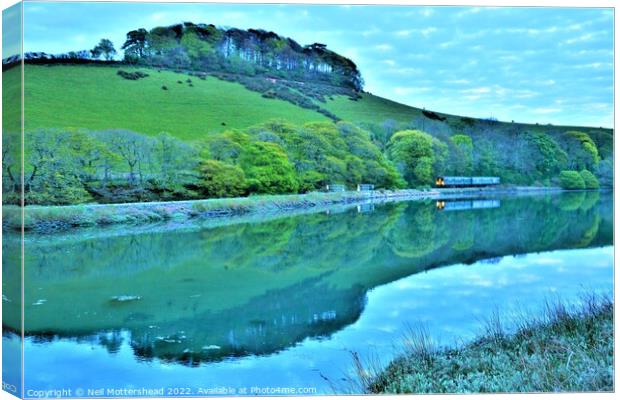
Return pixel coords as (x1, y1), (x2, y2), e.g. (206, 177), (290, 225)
(6, 1), (616, 127)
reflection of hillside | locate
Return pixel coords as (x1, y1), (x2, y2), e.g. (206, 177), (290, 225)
(4, 192), (612, 365)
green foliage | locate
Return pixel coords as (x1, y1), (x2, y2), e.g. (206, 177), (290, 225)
(430, 137), (448, 177)
(580, 169), (600, 189)
(387, 130), (435, 186)
(240, 141), (299, 194)
(248, 120), (403, 191)
(594, 159), (613, 188)
(559, 170), (585, 190)
(448, 134), (473, 175)
(90, 38), (117, 60)
(524, 132), (568, 176)
(23, 129), (95, 205)
(120, 22), (363, 91)
(197, 159), (247, 198)
(563, 131), (600, 170)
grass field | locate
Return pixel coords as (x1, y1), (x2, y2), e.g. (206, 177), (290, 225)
(323, 92), (425, 125)
(14, 65), (329, 140)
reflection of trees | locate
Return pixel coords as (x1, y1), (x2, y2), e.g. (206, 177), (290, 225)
(557, 192), (586, 211)
(386, 203), (449, 258)
(450, 212), (475, 251)
(11, 192), (613, 365)
(577, 215), (601, 247)
(128, 276), (367, 365)
(580, 191), (600, 212)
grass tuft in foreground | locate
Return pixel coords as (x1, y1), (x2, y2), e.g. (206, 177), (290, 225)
(363, 294), (613, 394)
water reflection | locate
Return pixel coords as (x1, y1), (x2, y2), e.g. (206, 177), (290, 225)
(1, 191), (613, 394)
(436, 198), (501, 211)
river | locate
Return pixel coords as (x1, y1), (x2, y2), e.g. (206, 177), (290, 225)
(2, 191), (613, 396)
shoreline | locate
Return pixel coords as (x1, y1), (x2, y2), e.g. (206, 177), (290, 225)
(1, 186), (576, 234)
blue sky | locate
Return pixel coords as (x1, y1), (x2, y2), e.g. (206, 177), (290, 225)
(14, 1), (615, 127)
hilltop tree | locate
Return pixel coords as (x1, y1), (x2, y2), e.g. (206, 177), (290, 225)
(91, 39), (117, 60)
(122, 28), (149, 62)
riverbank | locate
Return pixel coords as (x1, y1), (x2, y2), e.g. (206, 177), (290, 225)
(3, 186), (563, 233)
(365, 294), (613, 394)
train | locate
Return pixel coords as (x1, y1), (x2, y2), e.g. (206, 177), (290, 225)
(435, 176), (500, 188)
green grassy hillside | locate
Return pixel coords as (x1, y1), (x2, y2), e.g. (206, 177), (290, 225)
(14, 65), (330, 140)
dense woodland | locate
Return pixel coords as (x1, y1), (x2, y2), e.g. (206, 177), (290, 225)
(1, 117), (612, 205)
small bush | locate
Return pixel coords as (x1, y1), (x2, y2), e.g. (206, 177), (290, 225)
(580, 169), (600, 189)
(161, 85), (168, 90)
(117, 70), (149, 80)
(559, 170), (585, 190)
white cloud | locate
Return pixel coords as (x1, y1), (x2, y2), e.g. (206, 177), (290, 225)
(532, 108), (562, 114)
(420, 8), (434, 18)
(73, 34), (87, 44)
(562, 30), (608, 45)
(439, 41), (457, 48)
(572, 62), (612, 69)
(388, 67), (423, 75)
(421, 27), (438, 37)
(462, 87), (492, 94)
(394, 27), (437, 38)
(514, 90), (539, 99)
(374, 44), (393, 52)
(447, 79), (470, 85)
(361, 27), (380, 37)
(150, 12), (166, 22)
(454, 7), (481, 19)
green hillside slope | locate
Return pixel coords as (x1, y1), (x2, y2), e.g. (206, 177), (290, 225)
(16, 65), (330, 140)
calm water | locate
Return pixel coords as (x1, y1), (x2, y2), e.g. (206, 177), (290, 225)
(2, 192), (614, 397)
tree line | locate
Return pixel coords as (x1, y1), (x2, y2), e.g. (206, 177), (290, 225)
(361, 116), (612, 189)
(7, 22), (364, 92)
(2, 118), (610, 206)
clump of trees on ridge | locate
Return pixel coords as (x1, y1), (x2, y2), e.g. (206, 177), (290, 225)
(121, 23), (363, 91)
